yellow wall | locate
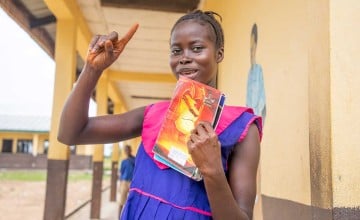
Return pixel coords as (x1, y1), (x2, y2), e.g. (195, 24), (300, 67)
(307, 0), (333, 210)
(330, 0), (360, 207)
(204, 0), (311, 205)
(204, 0), (360, 213)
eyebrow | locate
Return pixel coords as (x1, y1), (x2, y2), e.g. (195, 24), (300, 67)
(170, 39), (205, 47)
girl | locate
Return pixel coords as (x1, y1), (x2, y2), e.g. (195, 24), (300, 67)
(58, 10), (262, 220)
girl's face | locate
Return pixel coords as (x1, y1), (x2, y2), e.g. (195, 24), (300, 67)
(169, 20), (223, 87)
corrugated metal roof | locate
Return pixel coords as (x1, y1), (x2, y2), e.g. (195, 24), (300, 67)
(0, 115), (50, 133)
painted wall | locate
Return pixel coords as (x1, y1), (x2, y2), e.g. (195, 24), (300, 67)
(330, 0), (360, 208)
(204, 0), (311, 205)
(204, 0), (360, 218)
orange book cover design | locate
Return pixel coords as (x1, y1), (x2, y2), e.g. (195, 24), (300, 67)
(154, 76), (224, 170)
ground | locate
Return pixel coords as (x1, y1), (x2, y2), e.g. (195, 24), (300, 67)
(0, 176), (113, 219)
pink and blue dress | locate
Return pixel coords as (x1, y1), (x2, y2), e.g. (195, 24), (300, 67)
(121, 101), (262, 219)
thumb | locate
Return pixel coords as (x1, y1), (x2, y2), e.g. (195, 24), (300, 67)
(104, 40), (114, 57)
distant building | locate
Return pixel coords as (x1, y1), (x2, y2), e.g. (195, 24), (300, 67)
(0, 115), (50, 155)
(0, 115), (92, 169)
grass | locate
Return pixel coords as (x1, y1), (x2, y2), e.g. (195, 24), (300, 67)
(103, 157), (112, 171)
(0, 170), (46, 181)
(0, 169), (111, 182)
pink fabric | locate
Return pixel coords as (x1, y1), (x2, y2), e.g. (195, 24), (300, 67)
(142, 101), (170, 169)
(141, 101), (260, 169)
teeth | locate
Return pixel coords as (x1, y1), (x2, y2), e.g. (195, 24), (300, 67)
(181, 70), (195, 75)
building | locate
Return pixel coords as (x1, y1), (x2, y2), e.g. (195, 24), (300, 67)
(0, 114), (91, 169)
(0, 115), (50, 155)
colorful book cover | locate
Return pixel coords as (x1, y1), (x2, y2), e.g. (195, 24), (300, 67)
(152, 76), (226, 181)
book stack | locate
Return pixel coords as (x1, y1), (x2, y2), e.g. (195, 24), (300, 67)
(152, 76), (225, 181)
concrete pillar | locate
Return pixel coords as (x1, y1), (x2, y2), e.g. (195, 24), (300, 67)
(110, 102), (122, 202)
(38, 137), (45, 154)
(12, 138), (17, 153)
(32, 134), (39, 156)
(43, 18), (76, 220)
(90, 74), (108, 219)
(110, 142), (120, 202)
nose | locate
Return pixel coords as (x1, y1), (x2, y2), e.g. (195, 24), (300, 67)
(179, 50), (192, 65)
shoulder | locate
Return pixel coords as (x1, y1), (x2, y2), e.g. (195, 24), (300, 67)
(218, 105), (262, 141)
(144, 101), (170, 114)
(143, 101), (170, 124)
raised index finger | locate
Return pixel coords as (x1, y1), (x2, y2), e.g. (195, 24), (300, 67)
(120, 23), (139, 44)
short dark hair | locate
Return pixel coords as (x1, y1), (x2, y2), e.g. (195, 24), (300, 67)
(251, 23), (258, 44)
(171, 10), (224, 49)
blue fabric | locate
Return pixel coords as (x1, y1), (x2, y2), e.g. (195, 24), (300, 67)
(119, 156), (135, 181)
(120, 109), (259, 220)
(246, 63), (266, 125)
(219, 111), (256, 173)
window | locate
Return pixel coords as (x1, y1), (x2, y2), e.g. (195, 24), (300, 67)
(2, 139), (13, 153)
(43, 140), (49, 154)
(17, 139), (32, 154)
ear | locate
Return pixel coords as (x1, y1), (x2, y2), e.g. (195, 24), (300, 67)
(216, 47), (224, 63)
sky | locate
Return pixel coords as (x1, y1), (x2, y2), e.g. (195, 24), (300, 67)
(0, 8), (96, 117)
(0, 8), (113, 154)
(0, 8), (55, 116)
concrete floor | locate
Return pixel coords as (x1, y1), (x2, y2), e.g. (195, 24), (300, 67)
(66, 188), (119, 220)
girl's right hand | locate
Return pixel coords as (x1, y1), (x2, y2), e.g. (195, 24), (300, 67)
(86, 23), (139, 73)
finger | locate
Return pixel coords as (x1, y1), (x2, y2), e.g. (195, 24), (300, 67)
(93, 38), (106, 53)
(89, 35), (100, 52)
(190, 127), (198, 136)
(196, 123), (209, 137)
(187, 138), (194, 145)
(120, 23), (139, 44)
(104, 40), (114, 57)
(108, 31), (118, 43)
(187, 139), (195, 153)
(198, 121), (214, 133)
(189, 133), (198, 142)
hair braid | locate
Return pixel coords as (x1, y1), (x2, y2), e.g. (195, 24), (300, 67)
(171, 10), (224, 49)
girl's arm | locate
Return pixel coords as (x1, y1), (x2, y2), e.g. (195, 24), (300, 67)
(58, 24), (145, 145)
(188, 122), (260, 220)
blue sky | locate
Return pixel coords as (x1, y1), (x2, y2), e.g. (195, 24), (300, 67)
(0, 8), (97, 117)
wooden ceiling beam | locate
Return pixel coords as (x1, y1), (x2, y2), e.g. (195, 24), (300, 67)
(0, 0), (55, 58)
(101, 0), (200, 13)
(29, 15), (56, 28)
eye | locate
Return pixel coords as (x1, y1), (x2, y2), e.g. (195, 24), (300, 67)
(171, 48), (181, 56)
(192, 46), (203, 53)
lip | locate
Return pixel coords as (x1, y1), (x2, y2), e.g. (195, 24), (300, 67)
(177, 68), (198, 79)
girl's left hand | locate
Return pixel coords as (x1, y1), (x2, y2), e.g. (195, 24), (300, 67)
(187, 121), (223, 177)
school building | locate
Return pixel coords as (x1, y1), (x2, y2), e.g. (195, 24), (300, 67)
(0, 0), (359, 219)
(0, 114), (93, 169)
